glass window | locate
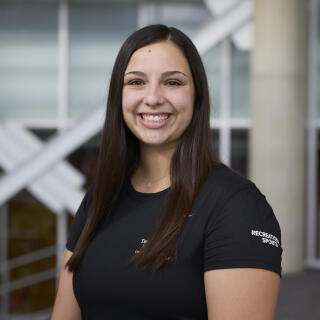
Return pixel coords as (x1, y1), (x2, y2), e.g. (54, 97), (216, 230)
(0, 3), (58, 120)
(231, 129), (248, 177)
(231, 42), (250, 118)
(140, 2), (212, 36)
(202, 44), (222, 119)
(211, 129), (220, 160)
(67, 133), (100, 188)
(69, 2), (138, 118)
(8, 191), (56, 315)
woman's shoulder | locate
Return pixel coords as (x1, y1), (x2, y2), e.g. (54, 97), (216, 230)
(204, 162), (256, 199)
(191, 162), (256, 216)
(202, 163), (282, 278)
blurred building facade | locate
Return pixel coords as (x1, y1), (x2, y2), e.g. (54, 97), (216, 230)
(0, 0), (318, 318)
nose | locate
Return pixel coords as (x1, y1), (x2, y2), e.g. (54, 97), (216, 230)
(143, 82), (164, 106)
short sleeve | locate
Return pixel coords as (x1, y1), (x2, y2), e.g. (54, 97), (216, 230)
(204, 186), (283, 277)
(66, 184), (94, 252)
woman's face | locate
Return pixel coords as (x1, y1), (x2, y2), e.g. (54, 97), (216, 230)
(122, 41), (195, 149)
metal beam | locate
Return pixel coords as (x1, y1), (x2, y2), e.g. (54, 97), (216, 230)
(219, 39), (232, 166)
(232, 22), (253, 51)
(195, 0), (252, 54)
(0, 127), (63, 213)
(204, 0), (253, 50)
(58, 0), (69, 129)
(0, 125), (84, 214)
(0, 106), (104, 207)
(6, 123), (84, 188)
(204, 0), (239, 16)
(0, 246), (56, 273)
(0, 268), (56, 294)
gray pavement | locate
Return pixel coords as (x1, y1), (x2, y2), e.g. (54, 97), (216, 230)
(276, 269), (320, 320)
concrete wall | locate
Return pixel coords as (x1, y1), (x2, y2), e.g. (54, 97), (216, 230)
(250, 0), (308, 274)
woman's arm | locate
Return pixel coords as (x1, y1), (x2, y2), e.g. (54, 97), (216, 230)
(204, 268), (280, 320)
(51, 249), (81, 320)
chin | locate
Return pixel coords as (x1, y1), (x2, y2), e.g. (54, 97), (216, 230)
(140, 139), (169, 147)
(143, 141), (166, 146)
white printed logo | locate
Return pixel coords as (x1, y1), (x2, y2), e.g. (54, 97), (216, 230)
(134, 238), (148, 254)
(251, 230), (280, 247)
(134, 238), (173, 261)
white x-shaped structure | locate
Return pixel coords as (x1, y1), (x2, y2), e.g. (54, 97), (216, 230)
(0, 123), (84, 215)
(0, 107), (104, 214)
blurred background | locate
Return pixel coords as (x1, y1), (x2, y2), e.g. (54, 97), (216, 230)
(0, 0), (319, 319)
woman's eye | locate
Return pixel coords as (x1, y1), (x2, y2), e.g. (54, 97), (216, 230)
(166, 80), (181, 86)
(128, 80), (144, 86)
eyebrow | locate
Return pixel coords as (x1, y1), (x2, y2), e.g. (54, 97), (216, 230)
(124, 70), (188, 78)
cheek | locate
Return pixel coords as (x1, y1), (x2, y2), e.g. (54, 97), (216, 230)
(172, 92), (194, 116)
(122, 89), (141, 112)
(121, 96), (132, 124)
(122, 92), (131, 112)
(177, 94), (194, 126)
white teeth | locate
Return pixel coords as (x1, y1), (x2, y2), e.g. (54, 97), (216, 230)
(141, 114), (170, 122)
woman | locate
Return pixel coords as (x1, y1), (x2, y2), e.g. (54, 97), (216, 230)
(51, 24), (282, 319)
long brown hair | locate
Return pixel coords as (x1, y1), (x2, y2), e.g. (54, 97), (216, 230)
(66, 24), (220, 273)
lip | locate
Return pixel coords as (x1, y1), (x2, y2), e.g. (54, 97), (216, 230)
(139, 112), (172, 116)
(138, 113), (173, 129)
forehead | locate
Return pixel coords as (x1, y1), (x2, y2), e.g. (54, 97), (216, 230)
(125, 41), (191, 74)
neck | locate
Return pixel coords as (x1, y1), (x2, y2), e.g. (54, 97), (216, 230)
(131, 142), (175, 191)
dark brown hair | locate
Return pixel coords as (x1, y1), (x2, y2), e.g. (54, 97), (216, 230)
(66, 24), (220, 273)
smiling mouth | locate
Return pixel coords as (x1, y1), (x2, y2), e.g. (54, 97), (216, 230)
(139, 113), (172, 122)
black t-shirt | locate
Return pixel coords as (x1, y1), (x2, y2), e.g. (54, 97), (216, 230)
(66, 163), (282, 319)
